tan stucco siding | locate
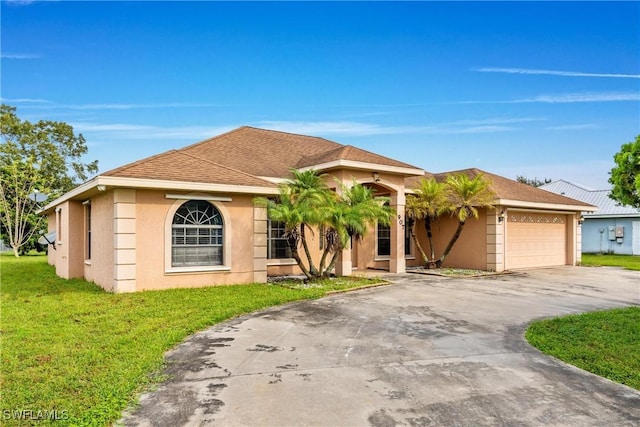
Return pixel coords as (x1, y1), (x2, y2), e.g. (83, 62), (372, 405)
(53, 200), (85, 279)
(84, 191), (115, 290)
(434, 211), (488, 270)
(47, 214), (56, 267)
(406, 210), (489, 271)
(134, 190), (257, 290)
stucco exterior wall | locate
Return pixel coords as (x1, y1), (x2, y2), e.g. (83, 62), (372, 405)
(47, 214), (56, 266)
(53, 200), (85, 279)
(406, 210), (489, 271)
(84, 191), (115, 290)
(134, 190), (258, 290)
(581, 217), (640, 255)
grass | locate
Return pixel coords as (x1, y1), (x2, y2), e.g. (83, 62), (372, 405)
(581, 253), (640, 271)
(0, 254), (383, 426)
(526, 307), (640, 391)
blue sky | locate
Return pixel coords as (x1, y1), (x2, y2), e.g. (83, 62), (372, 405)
(2, 1), (639, 189)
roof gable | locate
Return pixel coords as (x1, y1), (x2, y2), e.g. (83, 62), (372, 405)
(295, 144), (419, 171)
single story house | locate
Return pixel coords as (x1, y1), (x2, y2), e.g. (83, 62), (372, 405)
(41, 127), (595, 292)
(541, 180), (640, 255)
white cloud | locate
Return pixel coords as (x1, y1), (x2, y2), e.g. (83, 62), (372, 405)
(71, 122), (237, 140)
(72, 116), (536, 144)
(1, 97), (52, 104)
(0, 53), (41, 59)
(523, 92), (640, 103)
(254, 120), (420, 136)
(459, 92), (640, 104)
(475, 67), (640, 79)
(255, 119), (531, 136)
(545, 124), (599, 131)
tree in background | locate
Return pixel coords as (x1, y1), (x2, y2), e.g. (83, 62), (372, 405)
(609, 135), (640, 209)
(0, 105), (98, 256)
(516, 176), (552, 187)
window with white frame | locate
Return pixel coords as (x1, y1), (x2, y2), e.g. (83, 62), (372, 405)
(267, 220), (293, 259)
(171, 200), (223, 267)
(377, 223), (391, 257)
(85, 202), (92, 260)
(405, 224), (412, 257)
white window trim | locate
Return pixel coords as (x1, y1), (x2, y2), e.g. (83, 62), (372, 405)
(55, 207), (63, 245)
(266, 258), (298, 266)
(267, 220), (295, 261)
(84, 201), (92, 262)
(164, 198), (232, 274)
(376, 221), (391, 259)
(165, 193), (232, 202)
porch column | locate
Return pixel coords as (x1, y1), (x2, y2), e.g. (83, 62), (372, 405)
(389, 192), (406, 273)
(333, 176), (352, 276)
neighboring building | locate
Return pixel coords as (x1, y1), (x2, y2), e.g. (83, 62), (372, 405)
(541, 180), (640, 255)
(41, 127), (595, 292)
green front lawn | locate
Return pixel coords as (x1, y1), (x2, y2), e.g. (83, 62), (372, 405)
(526, 307), (640, 390)
(581, 253), (640, 270)
(0, 254), (382, 426)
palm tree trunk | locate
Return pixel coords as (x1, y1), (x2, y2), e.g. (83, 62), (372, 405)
(437, 220), (466, 267)
(410, 224), (429, 265)
(424, 216), (436, 261)
(319, 246), (332, 277)
(290, 247), (312, 280)
(286, 233), (313, 280)
(325, 247), (341, 277)
(300, 224), (319, 276)
(319, 227), (339, 277)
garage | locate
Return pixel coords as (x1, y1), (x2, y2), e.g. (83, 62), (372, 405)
(506, 212), (568, 269)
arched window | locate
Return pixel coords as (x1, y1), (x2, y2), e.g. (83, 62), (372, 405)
(171, 200), (223, 267)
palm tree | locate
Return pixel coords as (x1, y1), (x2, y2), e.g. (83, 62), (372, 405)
(436, 173), (495, 267)
(258, 172), (393, 280)
(256, 169), (333, 280)
(322, 182), (393, 276)
(405, 178), (450, 267)
(258, 188), (312, 278)
(286, 169), (333, 276)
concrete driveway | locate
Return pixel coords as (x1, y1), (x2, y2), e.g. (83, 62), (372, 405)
(123, 267), (640, 426)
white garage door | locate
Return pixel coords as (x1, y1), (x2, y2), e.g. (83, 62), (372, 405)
(506, 213), (567, 269)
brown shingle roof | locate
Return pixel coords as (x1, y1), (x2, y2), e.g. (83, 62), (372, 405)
(406, 168), (594, 207)
(102, 150), (276, 188)
(180, 126), (345, 178)
(103, 126), (422, 186)
(295, 144), (418, 170)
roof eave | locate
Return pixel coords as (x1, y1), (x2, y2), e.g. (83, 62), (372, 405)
(39, 176), (279, 214)
(299, 160), (424, 176)
(586, 213), (640, 218)
(496, 199), (598, 212)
